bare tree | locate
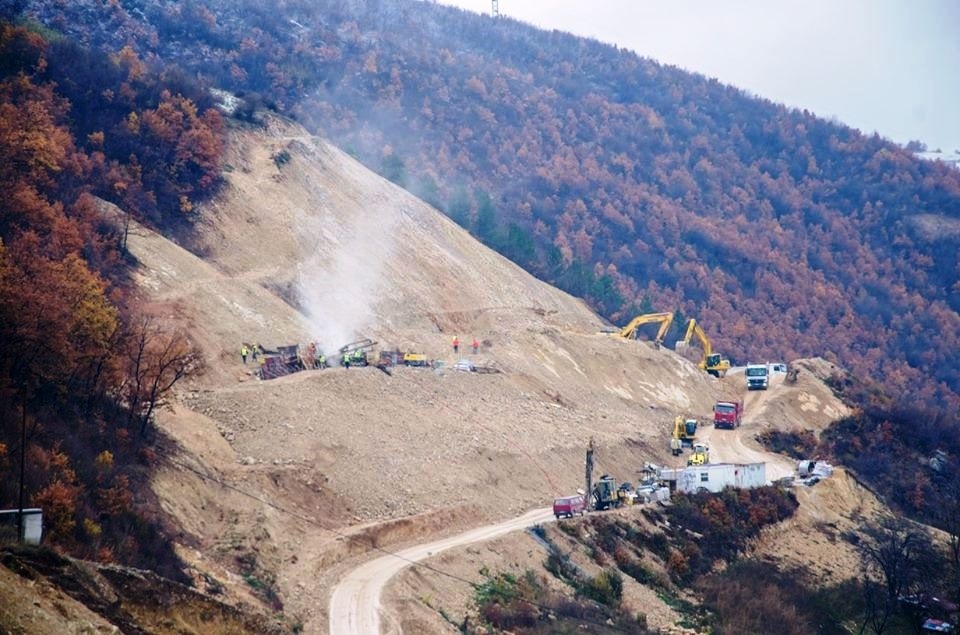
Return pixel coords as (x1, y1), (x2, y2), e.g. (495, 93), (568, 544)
(120, 317), (202, 437)
(935, 473), (960, 610)
(848, 515), (941, 634)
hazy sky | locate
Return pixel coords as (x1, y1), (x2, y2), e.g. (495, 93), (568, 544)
(437, 1), (960, 154)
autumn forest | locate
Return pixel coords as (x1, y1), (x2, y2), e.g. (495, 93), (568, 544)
(1, 0), (959, 574)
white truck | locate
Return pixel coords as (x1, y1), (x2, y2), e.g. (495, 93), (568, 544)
(745, 362), (770, 390)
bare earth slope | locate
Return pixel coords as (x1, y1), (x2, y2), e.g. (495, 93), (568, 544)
(103, 114), (858, 634)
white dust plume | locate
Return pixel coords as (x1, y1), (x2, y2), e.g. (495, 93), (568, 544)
(296, 203), (397, 355)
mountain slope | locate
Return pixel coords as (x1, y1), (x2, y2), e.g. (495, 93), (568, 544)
(15, 0), (960, 409)
(2, 108), (859, 633)
(114, 113), (852, 632)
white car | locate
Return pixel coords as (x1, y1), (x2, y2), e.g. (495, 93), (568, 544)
(453, 359), (475, 372)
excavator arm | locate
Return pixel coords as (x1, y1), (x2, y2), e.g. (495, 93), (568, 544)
(619, 312), (674, 345)
(679, 319), (730, 377)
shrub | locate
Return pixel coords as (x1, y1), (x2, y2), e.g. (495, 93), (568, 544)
(758, 428), (818, 459)
(578, 569), (623, 608)
(663, 486), (798, 579)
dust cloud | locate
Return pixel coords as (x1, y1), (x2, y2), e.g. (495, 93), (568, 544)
(296, 202), (397, 355)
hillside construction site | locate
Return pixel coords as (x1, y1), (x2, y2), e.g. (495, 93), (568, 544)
(3, 113), (894, 634)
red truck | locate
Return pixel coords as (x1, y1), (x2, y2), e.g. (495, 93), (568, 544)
(713, 400), (743, 429)
(552, 494), (587, 519)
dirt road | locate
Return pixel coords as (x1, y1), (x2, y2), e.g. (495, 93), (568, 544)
(697, 372), (795, 481)
(329, 372), (803, 634)
(328, 507), (554, 634)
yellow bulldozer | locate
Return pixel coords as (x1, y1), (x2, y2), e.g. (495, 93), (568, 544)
(676, 318), (730, 377)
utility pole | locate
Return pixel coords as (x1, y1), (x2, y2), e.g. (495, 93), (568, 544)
(17, 390), (26, 543)
(584, 437), (594, 504)
(491, 0), (499, 18)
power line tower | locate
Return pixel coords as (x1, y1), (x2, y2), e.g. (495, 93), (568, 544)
(491, 0), (499, 18)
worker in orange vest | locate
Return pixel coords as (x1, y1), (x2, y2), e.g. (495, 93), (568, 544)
(472, 337), (479, 354)
(452, 335), (460, 354)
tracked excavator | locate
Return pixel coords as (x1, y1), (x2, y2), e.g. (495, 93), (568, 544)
(676, 318), (730, 377)
(670, 416), (698, 455)
(617, 311), (675, 347)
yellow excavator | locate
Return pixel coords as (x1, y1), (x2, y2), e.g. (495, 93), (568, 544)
(617, 312), (674, 347)
(671, 415), (698, 455)
(677, 318), (730, 377)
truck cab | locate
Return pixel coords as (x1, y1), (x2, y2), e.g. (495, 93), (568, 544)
(745, 363), (770, 390)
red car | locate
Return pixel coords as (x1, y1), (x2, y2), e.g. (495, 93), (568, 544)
(553, 495), (587, 519)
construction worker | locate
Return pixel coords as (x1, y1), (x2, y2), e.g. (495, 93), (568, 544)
(343, 353), (351, 369)
(252, 343), (260, 361)
(241, 344), (249, 364)
(318, 354), (326, 369)
(472, 337), (479, 354)
(453, 335), (460, 354)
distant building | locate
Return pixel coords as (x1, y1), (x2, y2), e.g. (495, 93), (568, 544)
(0, 508), (43, 545)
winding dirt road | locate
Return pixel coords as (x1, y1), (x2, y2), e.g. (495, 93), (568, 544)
(329, 372), (795, 634)
(697, 372), (795, 481)
(328, 507), (554, 634)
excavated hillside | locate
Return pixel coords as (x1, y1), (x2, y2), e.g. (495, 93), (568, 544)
(2, 113), (862, 633)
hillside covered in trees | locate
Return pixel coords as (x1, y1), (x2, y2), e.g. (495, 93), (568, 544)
(9, 0), (960, 411)
(0, 21), (221, 573)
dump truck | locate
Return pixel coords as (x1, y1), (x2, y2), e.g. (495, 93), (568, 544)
(713, 400), (743, 429)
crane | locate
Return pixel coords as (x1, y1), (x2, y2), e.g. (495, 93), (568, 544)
(677, 318), (730, 377)
(617, 311), (674, 347)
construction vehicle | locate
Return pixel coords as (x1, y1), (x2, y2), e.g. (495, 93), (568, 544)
(671, 416), (698, 455)
(745, 362), (770, 390)
(403, 352), (429, 367)
(339, 338), (376, 367)
(592, 475), (621, 511)
(617, 311), (675, 347)
(713, 400), (743, 429)
(687, 442), (710, 466)
(676, 318), (731, 377)
(258, 344), (304, 380)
